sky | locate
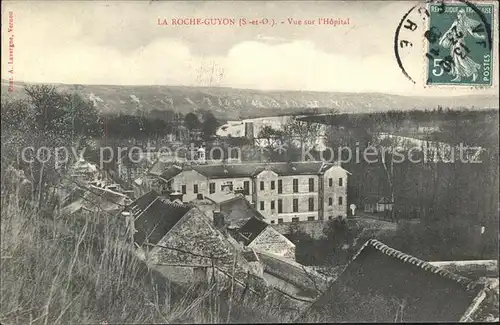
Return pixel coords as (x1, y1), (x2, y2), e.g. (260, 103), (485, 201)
(1, 0), (498, 96)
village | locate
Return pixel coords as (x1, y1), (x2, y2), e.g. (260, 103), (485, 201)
(14, 108), (491, 323)
(1, 0), (499, 322)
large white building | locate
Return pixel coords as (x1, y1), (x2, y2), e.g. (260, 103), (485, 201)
(154, 161), (350, 223)
(216, 116), (328, 151)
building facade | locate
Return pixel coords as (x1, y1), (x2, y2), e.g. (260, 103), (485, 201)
(155, 162), (350, 224)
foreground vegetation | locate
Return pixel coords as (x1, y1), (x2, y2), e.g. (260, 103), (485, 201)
(0, 85), (289, 324)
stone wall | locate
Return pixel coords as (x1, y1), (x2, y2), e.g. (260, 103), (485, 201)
(257, 251), (331, 293)
(272, 220), (329, 240)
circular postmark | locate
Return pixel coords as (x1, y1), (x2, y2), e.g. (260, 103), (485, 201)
(394, 0), (494, 87)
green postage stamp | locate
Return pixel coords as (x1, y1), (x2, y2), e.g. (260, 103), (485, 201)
(426, 2), (494, 86)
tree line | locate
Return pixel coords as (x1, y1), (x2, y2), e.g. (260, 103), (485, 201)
(291, 108), (499, 263)
(102, 109), (220, 141)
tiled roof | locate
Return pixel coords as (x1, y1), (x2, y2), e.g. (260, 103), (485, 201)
(257, 250), (331, 294)
(132, 194), (191, 246)
(150, 206), (255, 282)
(129, 190), (160, 212)
(159, 165), (183, 181)
(61, 185), (132, 215)
(219, 195), (265, 227)
(298, 239), (485, 323)
(192, 164), (261, 178)
(148, 160), (172, 176)
(363, 195), (393, 205)
(349, 239), (479, 289)
(190, 162), (345, 179)
(238, 217), (269, 245)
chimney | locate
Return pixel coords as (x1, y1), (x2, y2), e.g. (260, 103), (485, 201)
(169, 191), (183, 202)
(213, 210), (225, 229)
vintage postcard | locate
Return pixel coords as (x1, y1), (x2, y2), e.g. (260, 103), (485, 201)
(1, 0), (498, 324)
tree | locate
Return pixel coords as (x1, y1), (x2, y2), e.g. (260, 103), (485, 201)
(200, 110), (219, 140)
(282, 116), (323, 160)
(1, 85), (102, 206)
(184, 112), (201, 131)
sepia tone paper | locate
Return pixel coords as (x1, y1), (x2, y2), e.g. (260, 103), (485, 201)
(1, 0), (499, 324)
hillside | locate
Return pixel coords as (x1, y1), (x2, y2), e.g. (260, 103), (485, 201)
(2, 80), (498, 120)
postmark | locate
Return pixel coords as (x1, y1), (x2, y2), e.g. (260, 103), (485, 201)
(425, 1), (494, 86)
(394, 0), (495, 88)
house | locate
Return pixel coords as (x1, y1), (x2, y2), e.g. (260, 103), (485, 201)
(218, 194), (266, 228)
(116, 150), (153, 185)
(61, 185), (133, 215)
(298, 239), (493, 323)
(152, 161), (351, 223)
(189, 195), (295, 261)
(69, 158), (99, 183)
(427, 260), (499, 322)
(125, 191), (260, 284)
(256, 250), (331, 299)
(362, 195), (394, 213)
(237, 217), (296, 260)
(123, 191), (331, 321)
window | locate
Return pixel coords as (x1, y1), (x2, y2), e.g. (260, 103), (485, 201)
(278, 199), (283, 213)
(309, 178), (314, 192)
(308, 197), (314, 211)
(338, 196), (343, 206)
(260, 181), (264, 191)
(260, 201), (265, 211)
(293, 199), (298, 212)
(181, 185), (186, 194)
(243, 181), (250, 195)
(292, 217), (300, 223)
(278, 180), (283, 194)
(293, 179), (299, 193)
(271, 220), (275, 224)
(278, 218), (284, 224)
(209, 182), (215, 194)
(193, 184), (198, 194)
(271, 181), (275, 190)
(339, 177), (343, 186)
(329, 197), (333, 206)
(271, 200), (275, 210)
(329, 178), (333, 187)
(308, 216), (315, 221)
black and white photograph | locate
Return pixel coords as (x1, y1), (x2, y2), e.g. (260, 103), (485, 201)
(1, 0), (499, 323)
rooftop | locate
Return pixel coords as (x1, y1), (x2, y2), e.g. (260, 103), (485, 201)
(219, 195), (265, 228)
(299, 239), (487, 323)
(148, 161), (349, 180)
(60, 185), (132, 215)
(238, 217), (269, 245)
(130, 192), (192, 246)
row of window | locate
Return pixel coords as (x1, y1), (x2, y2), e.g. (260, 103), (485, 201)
(329, 196), (343, 206)
(269, 215), (344, 224)
(260, 178), (343, 193)
(270, 216), (316, 224)
(178, 177), (344, 195)
(259, 196), (343, 213)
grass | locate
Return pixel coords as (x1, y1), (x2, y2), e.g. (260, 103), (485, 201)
(1, 187), (182, 324)
(0, 180), (299, 324)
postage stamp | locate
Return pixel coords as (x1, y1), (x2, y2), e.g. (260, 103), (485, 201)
(425, 1), (494, 86)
